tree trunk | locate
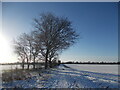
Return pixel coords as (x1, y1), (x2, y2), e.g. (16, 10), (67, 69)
(45, 56), (48, 69)
(33, 57), (36, 69)
(49, 59), (52, 68)
(27, 64), (29, 70)
(27, 58), (29, 70)
(45, 50), (49, 69)
(22, 61), (24, 70)
(33, 63), (35, 69)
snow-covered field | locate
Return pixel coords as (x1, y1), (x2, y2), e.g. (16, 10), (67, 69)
(65, 64), (119, 75)
(1, 65), (33, 71)
(2, 64), (120, 88)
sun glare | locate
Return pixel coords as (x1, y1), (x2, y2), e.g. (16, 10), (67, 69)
(0, 33), (16, 63)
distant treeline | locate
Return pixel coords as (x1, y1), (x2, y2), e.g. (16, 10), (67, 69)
(1, 61), (120, 65)
(62, 61), (120, 64)
(0, 61), (61, 66)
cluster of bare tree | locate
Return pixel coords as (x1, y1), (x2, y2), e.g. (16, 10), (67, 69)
(14, 13), (78, 69)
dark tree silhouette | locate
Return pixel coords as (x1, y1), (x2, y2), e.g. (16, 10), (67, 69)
(14, 12), (79, 69)
(33, 13), (79, 69)
(14, 33), (30, 69)
(14, 33), (42, 69)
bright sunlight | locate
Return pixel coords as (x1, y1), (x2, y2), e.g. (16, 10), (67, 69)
(0, 32), (16, 63)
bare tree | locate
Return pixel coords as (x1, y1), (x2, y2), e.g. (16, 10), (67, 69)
(33, 13), (79, 69)
(30, 32), (43, 69)
(14, 33), (42, 69)
(48, 50), (58, 68)
(14, 43), (26, 69)
(14, 33), (30, 69)
(14, 13), (79, 69)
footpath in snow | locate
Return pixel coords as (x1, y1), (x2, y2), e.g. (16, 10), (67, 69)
(2, 64), (120, 88)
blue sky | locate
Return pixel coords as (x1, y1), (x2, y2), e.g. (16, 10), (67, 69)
(2, 2), (118, 62)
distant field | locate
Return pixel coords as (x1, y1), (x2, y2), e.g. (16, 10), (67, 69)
(1, 64), (43, 71)
(0, 65), (44, 70)
(65, 64), (119, 75)
(1, 65), (26, 71)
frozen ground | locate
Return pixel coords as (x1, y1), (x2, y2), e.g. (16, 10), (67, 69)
(2, 64), (120, 88)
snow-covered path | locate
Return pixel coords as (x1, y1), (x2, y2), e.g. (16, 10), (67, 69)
(2, 64), (120, 88)
(42, 64), (119, 88)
